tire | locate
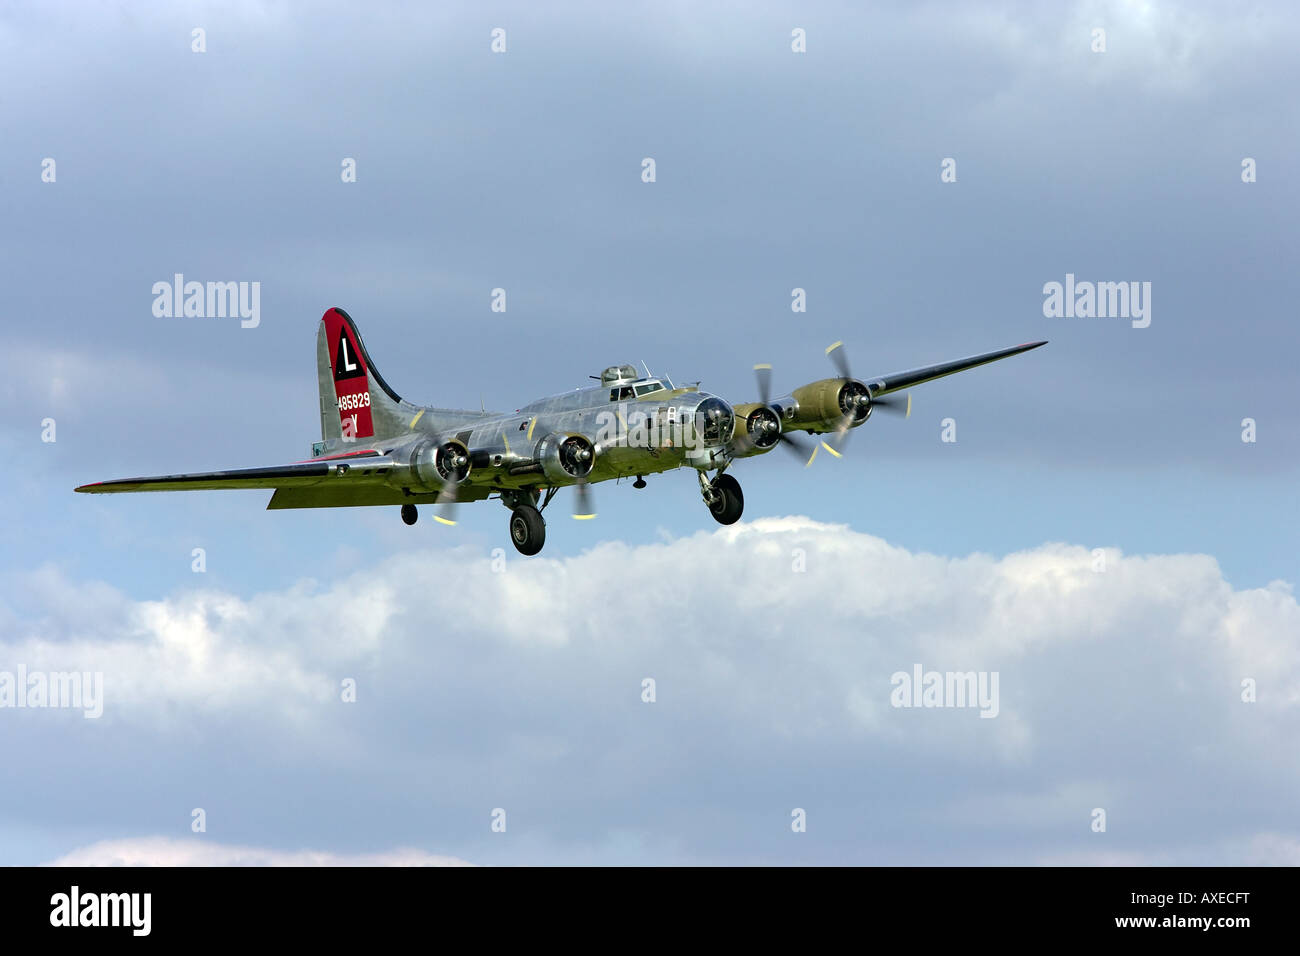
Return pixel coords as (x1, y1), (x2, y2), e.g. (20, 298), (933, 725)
(707, 474), (744, 525)
(401, 504), (418, 526)
(509, 505), (547, 556)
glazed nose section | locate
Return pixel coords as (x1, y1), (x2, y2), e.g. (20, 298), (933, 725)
(694, 396), (735, 446)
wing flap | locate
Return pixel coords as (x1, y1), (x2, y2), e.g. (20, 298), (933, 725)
(267, 484), (492, 510)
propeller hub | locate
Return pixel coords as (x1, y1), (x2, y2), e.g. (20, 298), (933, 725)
(838, 381), (872, 424)
(535, 433), (598, 483)
(559, 435), (596, 477)
(744, 406), (782, 448)
(434, 442), (472, 483)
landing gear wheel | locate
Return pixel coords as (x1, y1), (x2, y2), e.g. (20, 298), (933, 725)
(509, 505), (546, 556)
(401, 504), (418, 526)
(707, 474), (744, 525)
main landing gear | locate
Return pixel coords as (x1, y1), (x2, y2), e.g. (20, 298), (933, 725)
(700, 470), (743, 525)
(499, 489), (551, 556)
(404, 492), (548, 555)
(509, 505), (546, 556)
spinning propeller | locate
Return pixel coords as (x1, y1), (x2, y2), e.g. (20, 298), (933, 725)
(432, 443), (470, 526)
(572, 476), (596, 520)
(739, 342), (912, 466)
(562, 436), (597, 520)
(809, 341), (910, 464)
(731, 364), (814, 460)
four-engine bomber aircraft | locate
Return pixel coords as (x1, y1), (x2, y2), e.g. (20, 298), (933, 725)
(76, 308), (1047, 555)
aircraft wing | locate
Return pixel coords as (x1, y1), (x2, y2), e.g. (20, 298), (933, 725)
(865, 341), (1048, 396)
(74, 450), (395, 494)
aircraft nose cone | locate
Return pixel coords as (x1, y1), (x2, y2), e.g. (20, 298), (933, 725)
(694, 396), (735, 445)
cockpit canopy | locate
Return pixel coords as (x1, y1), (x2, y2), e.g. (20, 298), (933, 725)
(600, 364), (673, 402)
(600, 365), (639, 387)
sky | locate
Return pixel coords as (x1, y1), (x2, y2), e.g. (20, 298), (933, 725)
(1, 0), (1297, 865)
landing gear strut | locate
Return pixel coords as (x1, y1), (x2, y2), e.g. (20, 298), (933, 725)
(401, 504), (418, 526)
(509, 504), (546, 555)
(700, 470), (743, 525)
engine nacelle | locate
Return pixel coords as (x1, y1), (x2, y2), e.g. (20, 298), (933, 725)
(732, 402), (782, 451)
(790, 378), (872, 432)
(412, 439), (471, 490)
(534, 433), (596, 484)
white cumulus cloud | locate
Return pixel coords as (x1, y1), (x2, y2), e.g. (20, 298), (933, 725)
(3, 517), (1297, 864)
(44, 837), (472, 867)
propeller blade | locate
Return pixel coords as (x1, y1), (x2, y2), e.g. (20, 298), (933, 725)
(729, 364), (782, 457)
(572, 478), (596, 520)
(754, 363), (772, 407)
(773, 430), (813, 465)
(826, 391), (911, 457)
(825, 341), (857, 456)
(780, 431), (810, 453)
(872, 393), (911, 417)
(731, 432), (755, 456)
(433, 477), (459, 526)
(801, 435), (842, 468)
(826, 341), (851, 381)
(833, 409), (856, 441)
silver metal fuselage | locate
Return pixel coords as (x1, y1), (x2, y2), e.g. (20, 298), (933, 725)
(347, 380), (736, 503)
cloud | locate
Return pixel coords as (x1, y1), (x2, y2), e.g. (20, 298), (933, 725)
(3, 517), (1297, 864)
(1036, 831), (1300, 867)
(43, 837), (472, 867)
